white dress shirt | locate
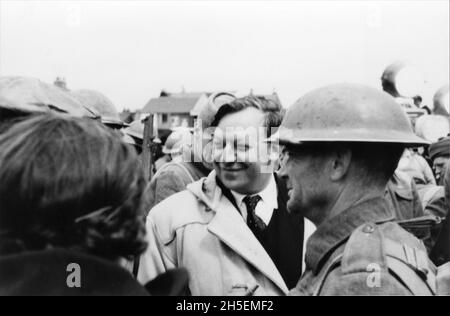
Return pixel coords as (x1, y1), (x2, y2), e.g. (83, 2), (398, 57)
(230, 175), (278, 225)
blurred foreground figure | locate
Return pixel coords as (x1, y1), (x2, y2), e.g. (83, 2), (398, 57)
(273, 84), (448, 295)
(397, 148), (436, 186)
(0, 114), (187, 296)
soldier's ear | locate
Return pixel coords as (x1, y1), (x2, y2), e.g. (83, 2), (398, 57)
(329, 147), (352, 181)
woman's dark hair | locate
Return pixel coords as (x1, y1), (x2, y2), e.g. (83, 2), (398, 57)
(211, 96), (285, 137)
(0, 113), (147, 260)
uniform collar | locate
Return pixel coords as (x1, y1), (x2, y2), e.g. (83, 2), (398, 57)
(305, 197), (395, 275)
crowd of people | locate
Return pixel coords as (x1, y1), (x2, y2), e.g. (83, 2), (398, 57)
(0, 71), (449, 296)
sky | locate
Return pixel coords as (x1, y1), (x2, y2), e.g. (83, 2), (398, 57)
(0, 0), (449, 111)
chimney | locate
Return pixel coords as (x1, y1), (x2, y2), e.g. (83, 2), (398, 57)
(54, 77), (68, 91)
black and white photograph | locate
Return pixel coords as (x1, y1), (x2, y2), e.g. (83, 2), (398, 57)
(0, 0), (449, 300)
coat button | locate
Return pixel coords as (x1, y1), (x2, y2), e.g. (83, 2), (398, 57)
(362, 224), (375, 234)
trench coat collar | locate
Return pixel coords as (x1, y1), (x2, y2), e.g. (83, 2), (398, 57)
(305, 197), (395, 275)
(195, 171), (289, 294)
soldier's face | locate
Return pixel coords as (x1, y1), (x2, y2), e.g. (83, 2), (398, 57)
(279, 147), (330, 222)
(433, 156), (450, 185)
(212, 107), (274, 195)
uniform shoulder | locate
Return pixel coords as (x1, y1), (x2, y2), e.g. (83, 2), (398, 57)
(318, 222), (422, 295)
(341, 221), (424, 274)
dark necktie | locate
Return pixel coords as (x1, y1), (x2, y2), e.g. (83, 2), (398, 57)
(243, 195), (267, 234)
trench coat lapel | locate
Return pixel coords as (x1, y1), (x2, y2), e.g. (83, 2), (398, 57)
(207, 194), (289, 294)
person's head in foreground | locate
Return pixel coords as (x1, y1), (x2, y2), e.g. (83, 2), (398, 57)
(210, 96), (284, 194)
(0, 113), (147, 261)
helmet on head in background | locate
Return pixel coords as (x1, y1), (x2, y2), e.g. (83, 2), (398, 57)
(415, 114), (450, 143)
(162, 129), (192, 155)
(71, 89), (125, 128)
(123, 119), (144, 141)
(271, 83), (429, 147)
(0, 76), (96, 118)
(432, 84), (450, 116)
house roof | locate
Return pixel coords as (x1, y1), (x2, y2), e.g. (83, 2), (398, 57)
(170, 92), (211, 98)
(254, 92), (282, 106)
(142, 96), (201, 114)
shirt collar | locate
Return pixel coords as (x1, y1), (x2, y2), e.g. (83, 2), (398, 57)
(230, 174), (278, 211)
(305, 197), (395, 275)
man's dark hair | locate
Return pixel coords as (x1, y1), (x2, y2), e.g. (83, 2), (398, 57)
(0, 108), (34, 135)
(0, 113), (147, 260)
(211, 95), (285, 137)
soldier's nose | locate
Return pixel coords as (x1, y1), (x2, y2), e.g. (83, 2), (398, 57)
(278, 162), (288, 179)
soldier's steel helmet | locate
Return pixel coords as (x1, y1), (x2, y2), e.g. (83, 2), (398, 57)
(123, 119), (144, 140)
(433, 84), (449, 116)
(0, 76), (97, 118)
(415, 114), (450, 143)
(71, 89), (125, 127)
(271, 83), (429, 146)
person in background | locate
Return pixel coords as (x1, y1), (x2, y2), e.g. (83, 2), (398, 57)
(385, 170), (425, 221)
(397, 148), (436, 186)
(429, 135), (450, 185)
(430, 164), (450, 265)
(143, 93), (235, 213)
(122, 119), (145, 155)
(153, 135), (170, 172)
(0, 114), (187, 296)
(162, 129), (193, 163)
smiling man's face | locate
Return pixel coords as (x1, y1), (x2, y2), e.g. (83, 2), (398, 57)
(212, 107), (273, 195)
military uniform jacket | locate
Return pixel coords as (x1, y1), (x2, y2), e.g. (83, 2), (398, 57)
(290, 197), (430, 296)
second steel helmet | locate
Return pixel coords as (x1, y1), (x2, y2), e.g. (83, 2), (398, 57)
(415, 114), (450, 143)
(433, 84), (450, 116)
(71, 89), (125, 127)
(271, 83), (429, 146)
(0, 76), (97, 118)
(123, 119), (145, 140)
